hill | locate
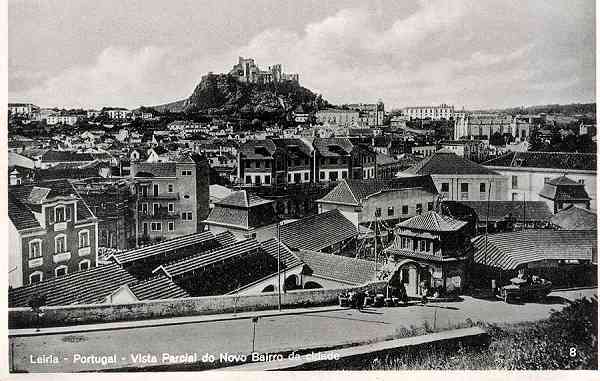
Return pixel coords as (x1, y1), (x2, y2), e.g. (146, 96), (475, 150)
(482, 103), (596, 116)
(153, 73), (327, 119)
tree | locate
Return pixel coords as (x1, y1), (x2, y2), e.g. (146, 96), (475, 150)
(489, 131), (505, 146)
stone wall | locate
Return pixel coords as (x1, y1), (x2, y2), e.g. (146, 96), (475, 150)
(9, 281), (386, 329)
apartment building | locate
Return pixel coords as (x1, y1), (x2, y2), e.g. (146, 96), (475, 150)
(404, 104), (455, 120)
(130, 153), (209, 243)
(8, 179), (99, 287)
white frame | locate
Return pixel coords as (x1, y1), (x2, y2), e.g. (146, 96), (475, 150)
(28, 239), (43, 259)
(54, 234), (67, 254)
(29, 271), (43, 284)
(79, 259), (91, 271)
(55, 265), (68, 277)
(78, 229), (90, 248)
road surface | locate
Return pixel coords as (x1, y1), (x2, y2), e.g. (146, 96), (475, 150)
(9, 288), (596, 372)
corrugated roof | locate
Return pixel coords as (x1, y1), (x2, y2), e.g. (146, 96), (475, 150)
(551, 205), (597, 230)
(156, 239), (261, 278)
(279, 210), (358, 251)
(483, 152), (597, 171)
(404, 151), (500, 175)
(128, 276), (191, 300)
(295, 250), (376, 285)
(109, 231), (220, 264)
(8, 263), (137, 307)
(398, 211), (467, 232)
(473, 230), (597, 270)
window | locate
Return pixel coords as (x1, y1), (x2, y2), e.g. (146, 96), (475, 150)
(578, 179), (585, 185)
(54, 205), (71, 222)
(460, 183), (469, 192)
(245, 176), (251, 184)
(511, 175), (518, 189)
(512, 193), (519, 201)
(153, 203), (160, 215)
(416, 203), (422, 214)
(265, 161), (270, 168)
(329, 172), (338, 181)
(544, 177), (550, 184)
(153, 184), (159, 196)
(168, 203), (174, 212)
(29, 240), (42, 259)
(182, 212), (193, 221)
(401, 268), (409, 284)
(181, 170), (192, 176)
(79, 260), (91, 271)
(254, 175), (260, 184)
(375, 208), (382, 217)
(245, 161), (250, 168)
(441, 183), (449, 192)
(402, 205), (408, 214)
(419, 240), (426, 252)
(265, 175), (271, 184)
(141, 203), (148, 214)
(183, 194), (190, 199)
(168, 184), (174, 193)
(55, 235), (67, 253)
(320, 171), (325, 180)
(342, 170), (348, 179)
(287, 174), (292, 182)
(168, 222), (174, 231)
(387, 206), (394, 216)
(294, 173), (301, 183)
(29, 271), (43, 284)
(480, 183), (486, 193)
(427, 202), (434, 211)
(79, 230), (90, 248)
(304, 173), (309, 181)
(55, 265), (68, 277)
(150, 222), (162, 231)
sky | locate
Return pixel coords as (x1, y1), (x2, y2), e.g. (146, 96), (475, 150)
(8, 0), (596, 110)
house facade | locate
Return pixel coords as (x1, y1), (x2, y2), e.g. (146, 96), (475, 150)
(8, 180), (99, 287)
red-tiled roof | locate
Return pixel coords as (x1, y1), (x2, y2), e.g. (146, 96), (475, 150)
(279, 210), (358, 251)
(483, 152), (596, 171)
(550, 205), (597, 230)
(8, 263), (137, 307)
(473, 230), (596, 270)
(295, 250), (376, 285)
(398, 211), (467, 232)
(404, 151), (500, 175)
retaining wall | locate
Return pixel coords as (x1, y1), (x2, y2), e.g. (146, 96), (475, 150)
(9, 281), (386, 329)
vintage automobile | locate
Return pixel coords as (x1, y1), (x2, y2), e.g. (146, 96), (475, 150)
(498, 276), (553, 303)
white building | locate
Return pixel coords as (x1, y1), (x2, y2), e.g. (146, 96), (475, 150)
(46, 115), (80, 126)
(404, 104), (455, 120)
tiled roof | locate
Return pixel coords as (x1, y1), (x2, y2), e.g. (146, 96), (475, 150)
(8, 195), (42, 230)
(279, 210), (358, 251)
(398, 211), (467, 232)
(404, 150), (500, 175)
(376, 153), (399, 166)
(313, 137), (354, 157)
(383, 248), (445, 262)
(318, 176), (438, 206)
(473, 230), (596, 270)
(41, 150), (94, 163)
(239, 139), (277, 159)
(271, 138), (312, 157)
(109, 231), (220, 265)
(216, 190), (273, 208)
(128, 276), (191, 300)
(8, 263), (137, 307)
(546, 175), (580, 186)
(295, 250), (376, 285)
(482, 152), (597, 171)
(539, 177), (591, 201)
(156, 239), (261, 278)
(215, 231), (238, 247)
(260, 238), (303, 269)
(131, 162), (177, 177)
(448, 201), (553, 222)
(204, 205), (250, 229)
(550, 205), (597, 230)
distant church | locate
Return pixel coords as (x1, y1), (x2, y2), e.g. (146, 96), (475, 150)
(229, 56), (299, 85)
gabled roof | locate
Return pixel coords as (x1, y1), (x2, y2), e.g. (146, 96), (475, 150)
(279, 210), (358, 251)
(8, 194), (42, 231)
(260, 238), (303, 268)
(482, 152), (597, 171)
(403, 150), (500, 176)
(239, 139), (277, 159)
(473, 230), (596, 270)
(295, 250), (376, 285)
(550, 205), (597, 230)
(447, 200), (553, 222)
(154, 239), (261, 278)
(108, 231), (220, 265)
(8, 263), (137, 307)
(127, 275), (191, 300)
(317, 176), (438, 206)
(398, 211), (467, 232)
(313, 137), (354, 157)
(271, 138), (312, 158)
(131, 162), (177, 177)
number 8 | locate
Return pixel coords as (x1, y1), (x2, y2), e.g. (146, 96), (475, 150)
(570, 347), (577, 357)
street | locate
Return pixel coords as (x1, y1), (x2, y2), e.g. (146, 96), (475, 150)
(9, 288), (596, 372)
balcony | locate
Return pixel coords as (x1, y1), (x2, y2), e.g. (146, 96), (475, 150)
(53, 221), (68, 231)
(53, 251), (71, 263)
(138, 192), (180, 201)
(78, 247), (91, 256)
(28, 258), (43, 268)
(138, 207), (180, 220)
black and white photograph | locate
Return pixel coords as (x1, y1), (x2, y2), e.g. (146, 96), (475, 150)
(3, 0), (599, 376)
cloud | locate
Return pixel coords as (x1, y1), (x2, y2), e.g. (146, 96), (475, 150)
(9, 0), (595, 109)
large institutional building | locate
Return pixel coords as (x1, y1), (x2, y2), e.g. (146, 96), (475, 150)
(404, 104), (455, 120)
(229, 56), (299, 85)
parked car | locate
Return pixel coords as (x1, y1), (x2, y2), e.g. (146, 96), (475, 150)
(498, 276), (552, 303)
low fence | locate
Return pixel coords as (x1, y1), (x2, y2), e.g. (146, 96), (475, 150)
(9, 281), (386, 329)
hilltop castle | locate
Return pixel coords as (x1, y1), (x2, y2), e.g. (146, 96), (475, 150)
(229, 56), (299, 85)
